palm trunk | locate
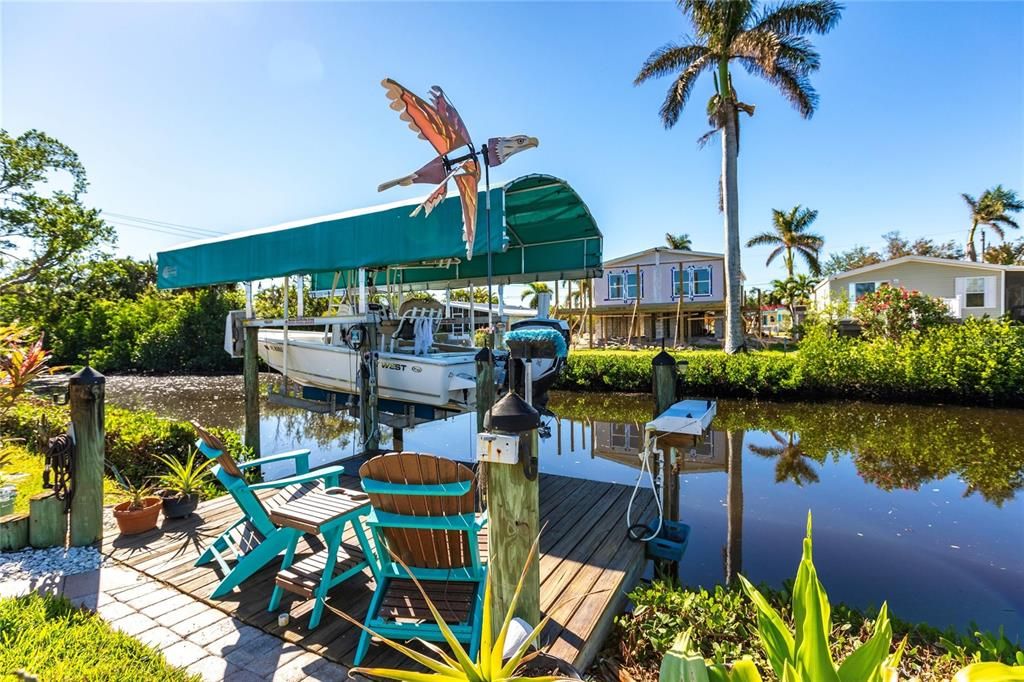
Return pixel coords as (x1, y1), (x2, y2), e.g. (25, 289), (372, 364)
(967, 219), (978, 262)
(720, 78), (745, 353)
(724, 429), (744, 585)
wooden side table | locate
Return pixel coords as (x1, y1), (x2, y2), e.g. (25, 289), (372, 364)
(267, 488), (376, 629)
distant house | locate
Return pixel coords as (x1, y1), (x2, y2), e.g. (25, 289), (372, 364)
(587, 247), (726, 344)
(812, 255), (1024, 320)
(760, 305), (793, 336)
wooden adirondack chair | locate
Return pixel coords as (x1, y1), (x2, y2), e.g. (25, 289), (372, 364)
(355, 452), (488, 666)
(192, 423), (346, 599)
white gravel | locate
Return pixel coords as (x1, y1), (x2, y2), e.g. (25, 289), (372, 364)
(0, 546), (104, 583)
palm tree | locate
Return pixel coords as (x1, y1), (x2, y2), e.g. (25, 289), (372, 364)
(746, 205), (825, 276)
(962, 186), (1024, 261)
(748, 431), (820, 486)
(635, 0), (842, 354)
(520, 281), (552, 309)
(665, 232), (693, 250)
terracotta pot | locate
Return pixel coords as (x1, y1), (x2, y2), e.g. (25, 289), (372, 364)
(113, 496), (162, 535)
(159, 491), (199, 519)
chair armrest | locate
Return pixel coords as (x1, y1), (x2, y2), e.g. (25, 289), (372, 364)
(249, 464), (344, 490)
(473, 511), (488, 531)
(237, 449), (312, 474)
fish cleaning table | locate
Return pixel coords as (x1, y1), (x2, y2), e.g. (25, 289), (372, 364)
(268, 488), (376, 629)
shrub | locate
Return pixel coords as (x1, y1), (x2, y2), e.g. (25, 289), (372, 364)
(559, 318), (1024, 406)
(1, 397), (244, 483)
(853, 284), (951, 341)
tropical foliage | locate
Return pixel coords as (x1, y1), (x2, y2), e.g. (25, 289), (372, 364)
(0, 129), (113, 294)
(851, 285), (951, 342)
(557, 317), (1024, 405)
(666, 233), (693, 250)
(962, 185), (1023, 262)
(635, 0), (842, 353)
(616, 514), (1024, 682)
(747, 206), (824, 277)
(520, 281), (552, 309)
(330, 536), (561, 682)
(154, 448), (214, 498)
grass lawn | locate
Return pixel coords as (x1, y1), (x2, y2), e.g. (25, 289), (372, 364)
(0, 593), (197, 681)
(2, 445), (123, 514)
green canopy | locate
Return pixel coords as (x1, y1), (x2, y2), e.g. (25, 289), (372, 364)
(157, 174), (602, 290)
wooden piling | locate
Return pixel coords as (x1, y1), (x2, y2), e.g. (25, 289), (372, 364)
(29, 490), (65, 548)
(243, 325), (261, 459)
(486, 424), (540, 625)
(652, 349), (678, 418)
(69, 366), (104, 547)
(0, 513), (29, 552)
(474, 348), (496, 433)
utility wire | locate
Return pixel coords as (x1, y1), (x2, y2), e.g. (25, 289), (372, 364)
(103, 211), (226, 238)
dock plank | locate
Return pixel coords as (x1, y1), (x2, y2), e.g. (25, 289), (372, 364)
(102, 471), (653, 671)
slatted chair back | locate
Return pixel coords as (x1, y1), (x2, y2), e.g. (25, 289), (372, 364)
(192, 421), (274, 535)
(359, 452), (477, 572)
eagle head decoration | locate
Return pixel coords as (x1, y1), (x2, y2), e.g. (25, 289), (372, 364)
(486, 135), (539, 167)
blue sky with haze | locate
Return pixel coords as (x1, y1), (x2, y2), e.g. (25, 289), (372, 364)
(3, 1), (1022, 289)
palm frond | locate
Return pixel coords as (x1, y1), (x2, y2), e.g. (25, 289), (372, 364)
(658, 54), (717, 128)
(746, 231), (783, 248)
(961, 193), (978, 210)
(754, 0), (843, 36)
(634, 43), (709, 85)
(763, 63), (819, 117)
(796, 246), (822, 276)
(765, 245), (787, 267)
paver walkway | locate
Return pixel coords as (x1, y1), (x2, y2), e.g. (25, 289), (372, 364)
(0, 563), (348, 681)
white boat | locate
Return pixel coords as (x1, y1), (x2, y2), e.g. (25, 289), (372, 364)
(257, 329), (478, 411)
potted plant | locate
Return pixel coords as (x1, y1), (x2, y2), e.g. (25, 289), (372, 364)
(0, 447), (17, 516)
(111, 470), (161, 535)
(154, 449), (213, 519)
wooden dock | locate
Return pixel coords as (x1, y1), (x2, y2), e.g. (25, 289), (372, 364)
(101, 472), (654, 672)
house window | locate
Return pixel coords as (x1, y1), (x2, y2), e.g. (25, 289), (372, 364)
(608, 273), (624, 299)
(853, 282), (876, 299)
(964, 277), (986, 308)
(625, 271), (642, 299)
(673, 265), (712, 298)
(610, 422), (640, 450)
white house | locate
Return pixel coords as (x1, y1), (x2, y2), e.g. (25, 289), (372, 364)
(587, 247), (727, 344)
(812, 255), (1024, 320)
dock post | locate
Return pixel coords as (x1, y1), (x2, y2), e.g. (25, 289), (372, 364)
(652, 346), (677, 419)
(651, 348), (679, 567)
(29, 490), (66, 548)
(69, 366), (104, 547)
(474, 348), (496, 433)
(243, 325), (261, 459)
(484, 391), (541, 626)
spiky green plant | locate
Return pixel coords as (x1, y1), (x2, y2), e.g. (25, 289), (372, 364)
(329, 536), (563, 682)
(109, 466), (155, 511)
(154, 449), (213, 498)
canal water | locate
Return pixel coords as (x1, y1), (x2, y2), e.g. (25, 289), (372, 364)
(106, 375), (1024, 638)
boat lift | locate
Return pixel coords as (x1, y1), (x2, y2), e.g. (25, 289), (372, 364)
(157, 174), (603, 459)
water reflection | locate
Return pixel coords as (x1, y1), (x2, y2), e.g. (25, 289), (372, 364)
(104, 376), (1024, 636)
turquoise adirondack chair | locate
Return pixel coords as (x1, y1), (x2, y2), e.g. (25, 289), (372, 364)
(192, 423), (345, 599)
(354, 452), (488, 666)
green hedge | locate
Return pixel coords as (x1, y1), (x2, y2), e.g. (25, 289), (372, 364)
(556, 318), (1024, 405)
(2, 398), (245, 482)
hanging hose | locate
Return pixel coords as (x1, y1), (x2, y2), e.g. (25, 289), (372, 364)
(626, 414), (703, 543)
(42, 432), (75, 513)
(626, 430), (663, 542)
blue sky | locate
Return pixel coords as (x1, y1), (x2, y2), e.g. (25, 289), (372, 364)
(2, 1), (1022, 290)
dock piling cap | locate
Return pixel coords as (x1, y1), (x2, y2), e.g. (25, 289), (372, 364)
(484, 392), (539, 433)
(652, 349), (676, 367)
(68, 366), (105, 386)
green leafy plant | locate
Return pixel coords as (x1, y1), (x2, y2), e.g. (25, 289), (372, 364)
(736, 512), (900, 681)
(853, 284), (951, 341)
(110, 466), (156, 511)
(154, 449), (213, 498)
(328, 537), (562, 682)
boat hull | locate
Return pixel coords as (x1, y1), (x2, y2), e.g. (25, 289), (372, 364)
(258, 330), (477, 411)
